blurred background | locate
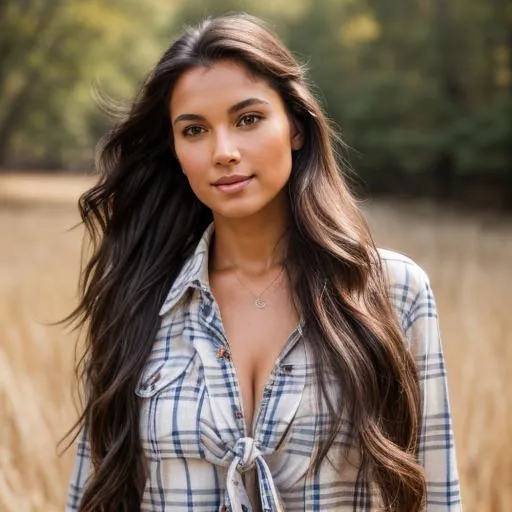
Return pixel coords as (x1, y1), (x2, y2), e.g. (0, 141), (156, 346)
(0, 0), (511, 510)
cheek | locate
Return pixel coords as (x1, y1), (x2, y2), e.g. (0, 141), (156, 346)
(253, 126), (293, 182)
(174, 157), (210, 208)
(175, 142), (205, 175)
(174, 143), (211, 195)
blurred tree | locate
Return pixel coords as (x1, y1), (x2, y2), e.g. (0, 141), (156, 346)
(0, 0), (176, 169)
(1, 0), (510, 205)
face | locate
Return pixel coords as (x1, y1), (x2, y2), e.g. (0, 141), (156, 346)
(170, 59), (303, 220)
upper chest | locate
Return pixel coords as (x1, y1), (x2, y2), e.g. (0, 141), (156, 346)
(209, 272), (300, 431)
(214, 284), (299, 383)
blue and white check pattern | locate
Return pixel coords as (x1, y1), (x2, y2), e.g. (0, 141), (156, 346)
(66, 223), (462, 511)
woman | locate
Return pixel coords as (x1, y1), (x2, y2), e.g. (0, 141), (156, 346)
(66, 12), (461, 512)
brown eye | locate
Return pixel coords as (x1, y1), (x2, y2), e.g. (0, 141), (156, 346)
(237, 114), (262, 127)
(183, 126), (205, 137)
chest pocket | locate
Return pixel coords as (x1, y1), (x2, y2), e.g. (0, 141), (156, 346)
(135, 353), (204, 461)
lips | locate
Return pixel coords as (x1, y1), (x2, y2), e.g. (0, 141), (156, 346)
(213, 175), (254, 194)
(213, 174), (253, 186)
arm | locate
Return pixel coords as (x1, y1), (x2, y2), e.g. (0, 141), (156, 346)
(65, 425), (92, 512)
(404, 266), (462, 511)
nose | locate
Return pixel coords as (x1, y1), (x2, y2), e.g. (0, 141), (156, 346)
(213, 129), (240, 166)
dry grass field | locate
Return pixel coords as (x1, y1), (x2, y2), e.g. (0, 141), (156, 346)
(0, 173), (511, 511)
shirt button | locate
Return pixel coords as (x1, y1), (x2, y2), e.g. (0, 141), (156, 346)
(216, 346), (231, 360)
(234, 410), (243, 419)
(282, 364), (293, 374)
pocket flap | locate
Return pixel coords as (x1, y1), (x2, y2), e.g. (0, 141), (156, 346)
(135, 355), (194, 398)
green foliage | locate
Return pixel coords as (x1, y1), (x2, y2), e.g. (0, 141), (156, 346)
(0, 0), (510, 200)
(451, 98), (512, 174)
(0, 0), (176, 168)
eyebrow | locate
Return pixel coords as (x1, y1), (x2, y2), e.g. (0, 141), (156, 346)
(172, 97), (270, 125)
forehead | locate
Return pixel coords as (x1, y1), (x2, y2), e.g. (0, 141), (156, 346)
(170, 60), (283, 116)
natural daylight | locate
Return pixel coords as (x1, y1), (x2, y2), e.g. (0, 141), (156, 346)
(1, 174), (511, 511)
(2, 0), (511, 510)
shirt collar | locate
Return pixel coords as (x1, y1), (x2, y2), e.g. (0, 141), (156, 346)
(158, 222), (215, 316)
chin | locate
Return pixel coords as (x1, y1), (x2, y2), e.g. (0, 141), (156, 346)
(213, 208), (263, 220)
(210, 200), (268, 221)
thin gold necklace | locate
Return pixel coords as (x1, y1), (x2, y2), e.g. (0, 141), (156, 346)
(232, 265), (285, 309)
(221, 228), (289, 309)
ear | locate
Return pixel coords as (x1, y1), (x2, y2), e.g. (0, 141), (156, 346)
(289, 117), (305, 151)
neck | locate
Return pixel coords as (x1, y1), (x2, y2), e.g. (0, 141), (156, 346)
(210, 210), (290, 277)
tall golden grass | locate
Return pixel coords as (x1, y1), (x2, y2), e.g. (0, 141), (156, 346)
(1, 174), (511, 511)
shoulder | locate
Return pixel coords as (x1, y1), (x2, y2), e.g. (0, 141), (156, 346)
(376, 248), (435, 334)
(377, 248), (431, 293)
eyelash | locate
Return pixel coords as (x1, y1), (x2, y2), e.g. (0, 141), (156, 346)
(182, 113), (263, 137)
(182, 126), (205, 137)
(237, 113), (262, 127)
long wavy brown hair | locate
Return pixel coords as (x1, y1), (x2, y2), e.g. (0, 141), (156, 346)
(69, 12), (426, 511)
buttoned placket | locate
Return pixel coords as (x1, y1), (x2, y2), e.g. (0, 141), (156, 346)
(198, 285), (248, 436)
(198, 285), (302, 512)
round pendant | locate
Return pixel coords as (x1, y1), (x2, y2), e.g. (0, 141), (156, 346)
(254, 298), (266, 309)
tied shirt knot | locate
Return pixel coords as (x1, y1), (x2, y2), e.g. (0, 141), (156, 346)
(231, 436), (260, 472)
(225, 437), (283, 512)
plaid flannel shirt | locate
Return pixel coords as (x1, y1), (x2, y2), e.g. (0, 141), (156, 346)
(66, 223), (462, 511)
